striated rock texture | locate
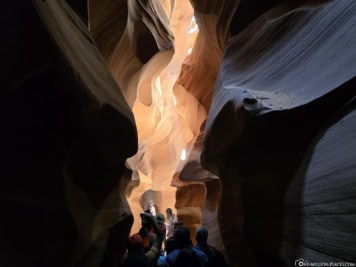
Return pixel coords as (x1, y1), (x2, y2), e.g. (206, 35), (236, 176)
(89, 0), (220, 236)
(2, 0), (356, 267)
(202, 0), (356, 266)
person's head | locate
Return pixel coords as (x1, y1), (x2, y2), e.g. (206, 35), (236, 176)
(173, 221), (184, 233)
(147, 200), (154, 208)
(156, 213), (165, 225)
(165, 237), (177, 254)
(195, 226), (208, 246)
(144, 208), (151, 214)
(127, 234), (144, 252)
(166, 208), (172, 215)
(174, 226), (191, 249)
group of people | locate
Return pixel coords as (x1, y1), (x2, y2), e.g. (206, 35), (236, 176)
(119, 206), (228, 267)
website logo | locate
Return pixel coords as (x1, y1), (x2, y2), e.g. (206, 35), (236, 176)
(295, 258), (307, 266)
(294, 258), (355, 267)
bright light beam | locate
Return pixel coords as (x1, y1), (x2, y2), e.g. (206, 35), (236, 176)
(180, 149), (186, 160)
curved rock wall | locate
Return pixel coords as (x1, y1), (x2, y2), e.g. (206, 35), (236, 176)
(202, 0), (356, 266)
(2, 1), (137, 266)
(89, 0), (223, 235)
(2, 0), (355, 267)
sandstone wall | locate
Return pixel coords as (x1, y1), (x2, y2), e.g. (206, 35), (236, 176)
(2, 1), (355, 267)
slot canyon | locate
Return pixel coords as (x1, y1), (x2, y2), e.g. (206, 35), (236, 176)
(1, 1), (355, 267)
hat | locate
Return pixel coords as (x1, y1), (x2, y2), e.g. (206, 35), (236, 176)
(128, 234), (143, 252)
(156, 213), (165, 224)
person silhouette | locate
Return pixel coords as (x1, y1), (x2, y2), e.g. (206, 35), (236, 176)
(194, 226), (227, 267)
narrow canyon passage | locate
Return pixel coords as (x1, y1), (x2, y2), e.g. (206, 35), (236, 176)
(1, 1), (355, 267)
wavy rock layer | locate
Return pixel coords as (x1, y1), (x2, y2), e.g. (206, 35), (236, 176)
(89, 0), (225, 235)
(203, 1), (356, 266)
(3, 0), (356, 267)
(89, 0), (356, 266)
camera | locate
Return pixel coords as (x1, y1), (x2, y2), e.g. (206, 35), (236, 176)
(140, 212), (151, 225)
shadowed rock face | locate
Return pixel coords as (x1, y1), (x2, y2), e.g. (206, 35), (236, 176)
(2, 1), (356, 267)
(202, 1), (356, 265)
(1, 1), (136, 267)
